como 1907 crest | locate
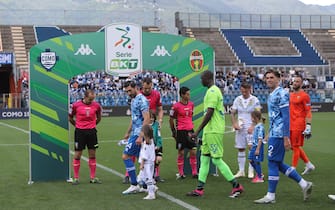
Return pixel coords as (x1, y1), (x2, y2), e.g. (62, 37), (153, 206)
(39, 49), (58, 71)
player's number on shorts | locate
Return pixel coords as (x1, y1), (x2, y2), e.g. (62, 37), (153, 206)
(210, 144), (218, 154)
(268, 145), (274, 157)
(125, 142), (133, 152)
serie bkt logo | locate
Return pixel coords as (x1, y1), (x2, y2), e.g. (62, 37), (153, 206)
(105, 23), (141, 76)
(109, 59), (138, 69)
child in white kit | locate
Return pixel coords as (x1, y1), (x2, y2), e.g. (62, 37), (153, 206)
(137, 124), (157, 200)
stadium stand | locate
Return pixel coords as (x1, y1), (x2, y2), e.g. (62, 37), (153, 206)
(34, 26), (71, 43)
(302, 29), (335, 68)
(183, 27), (241, 67)
(0, 26), (30, 67)
(69, 71), (178, 107)
(243, 36), (300, 56)
(221, 29), (327, 66)
(177, 25), (326, 104)
(0, 21), (332, 107)
(22, 26), (36, 53)
(0, 24), (160, 71)
(142, 26), (161, 33)
(34, 25), (160, 43)
(0, 24), (163, 109)
(0, 25), (14, 52)
(0, 29), (3, 51)
(11, 26), (28, 67)
(58, 25), (102, 35)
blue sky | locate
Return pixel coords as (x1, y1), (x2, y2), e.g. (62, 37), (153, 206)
(299, 0), (335, 6)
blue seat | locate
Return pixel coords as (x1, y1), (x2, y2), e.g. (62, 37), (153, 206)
(224, 97), (230, 104)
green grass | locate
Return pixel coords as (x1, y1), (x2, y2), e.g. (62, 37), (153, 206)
(0, 113), (335, 210)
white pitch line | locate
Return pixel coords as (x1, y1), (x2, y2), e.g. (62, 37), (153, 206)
(0, 143), (28, 146)
(0, 122), (29, 134)
(0, 121), (200, 210)
(77, 152), (200, 210)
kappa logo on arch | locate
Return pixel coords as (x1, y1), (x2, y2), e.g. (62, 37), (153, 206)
(74, 44), (96, 56)
(150, 45), (171, 57)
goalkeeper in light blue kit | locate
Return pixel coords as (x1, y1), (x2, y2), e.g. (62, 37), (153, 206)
(254, 69), (313, 204)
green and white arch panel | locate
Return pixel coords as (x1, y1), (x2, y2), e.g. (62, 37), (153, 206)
(29, 26), (214, 181)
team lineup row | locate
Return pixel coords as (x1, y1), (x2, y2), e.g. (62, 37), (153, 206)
(67, 70), (335, 203)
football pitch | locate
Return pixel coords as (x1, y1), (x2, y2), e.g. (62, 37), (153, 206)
(0, 112), (334, 210)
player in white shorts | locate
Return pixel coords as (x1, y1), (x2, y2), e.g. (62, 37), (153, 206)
(230, 81), (261, 179)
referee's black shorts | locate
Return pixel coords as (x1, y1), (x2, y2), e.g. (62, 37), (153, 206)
(74, 128), (98, 151)
(176, 130), (197, 151)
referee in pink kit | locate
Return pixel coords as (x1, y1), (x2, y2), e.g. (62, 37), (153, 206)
(69, 89), (102, 185)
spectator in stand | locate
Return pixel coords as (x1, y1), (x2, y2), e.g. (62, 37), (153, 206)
(303, 78), (310, 89)
(68, 71), (179, 107)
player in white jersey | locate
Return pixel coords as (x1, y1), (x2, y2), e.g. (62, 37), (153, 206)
(230, 82), (261, 179)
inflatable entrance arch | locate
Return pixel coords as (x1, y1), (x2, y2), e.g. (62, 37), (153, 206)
(29, 24), (214, 181)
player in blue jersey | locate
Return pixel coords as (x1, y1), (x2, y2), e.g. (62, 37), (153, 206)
(254, 69), (313, 204)
(122, 80), (150, 195)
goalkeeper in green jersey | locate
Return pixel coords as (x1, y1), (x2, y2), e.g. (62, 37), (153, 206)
(186, 70), (244, 198)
